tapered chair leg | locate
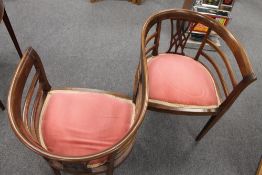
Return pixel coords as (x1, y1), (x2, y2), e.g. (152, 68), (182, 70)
(44, 158), (62, 175)
(107, 167), (114, 175)
(195, 113), (223, 141)
(3, 9), (22, 58)
(106, 156), (115, 175)
(51, 167), (61, 175)
(0, 100), (5, 110)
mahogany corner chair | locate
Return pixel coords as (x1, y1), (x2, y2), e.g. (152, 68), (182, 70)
(7, 47), (148, 175)
(0, 0), (22, 110)
(134, 9), (256, 141)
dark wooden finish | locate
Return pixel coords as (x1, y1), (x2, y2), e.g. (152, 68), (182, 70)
(0, 100), (5, 110)
(7, 47), (148, 175)
(0, 0), (4, 110)
(0, 0), (23, 110)
(0, 0), (22, 58)
(129, 0), (141, 4)
(2, 9), (23, 58)
(182, 0), (194, 9)
(136, 9), (256, 141)
(0, 0), (3, 20)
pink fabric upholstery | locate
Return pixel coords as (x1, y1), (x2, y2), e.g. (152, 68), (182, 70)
(40, 90), (135, 162)
(148, 54), (219, 107)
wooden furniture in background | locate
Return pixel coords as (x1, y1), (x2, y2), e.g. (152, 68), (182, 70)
(0, 0), (22, 110)
(129, 0), (141, 4)
(134, 9), (256, 141)
(7, 47), (148, 175)
(183, 0), (194, 9)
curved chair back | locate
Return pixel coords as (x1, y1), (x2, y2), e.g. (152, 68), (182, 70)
(141, 9), (256, 114)
(8, 47), (148, 174)
(138, 9), (256, 141)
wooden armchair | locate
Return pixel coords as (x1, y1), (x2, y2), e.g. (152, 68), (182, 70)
(134, 9), (256, 141)
(0, 0), (22, 110)
(8, 47), (148, 175)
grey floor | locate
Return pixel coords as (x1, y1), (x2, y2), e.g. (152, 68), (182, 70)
(0, 0), (261, 174)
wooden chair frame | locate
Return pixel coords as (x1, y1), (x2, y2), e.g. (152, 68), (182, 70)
(134, 9), (256, 141)
(0, 0), (22, 110)
(0, 0), (22, 57)
(8, 47), (148, 175)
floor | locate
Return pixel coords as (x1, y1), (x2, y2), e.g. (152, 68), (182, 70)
(0, 0), (261, 174)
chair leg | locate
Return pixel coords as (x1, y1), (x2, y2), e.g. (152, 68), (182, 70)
(0, 100), (5, 110)
(106, 155), (115, 175)
(107, 169), (114, 175)
(44, 158), (62, 175)
(3, 9), (23, 58)
(50, 167), (61, 175)
(195, 113), (223, 141)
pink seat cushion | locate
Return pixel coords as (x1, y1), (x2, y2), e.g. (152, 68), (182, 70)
(40, 90), (135, 162)
(148, 54), (219, 107)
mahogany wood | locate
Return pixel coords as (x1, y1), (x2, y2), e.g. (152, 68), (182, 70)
(0, 0), (23, 110)
(194, 28), (211, 60)
(0, 100), (5, 110)
(206, 39), (237, 87)
(182, 0), (194, 9)
(2, 9), (22, 58)
(136, 9), (256, 141)
(0, 0), (22, 58)
(200, 51), (229, 97)
(7, 47), (149, 175)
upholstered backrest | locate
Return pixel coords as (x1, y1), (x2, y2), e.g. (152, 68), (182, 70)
(141, 9), (256, 113)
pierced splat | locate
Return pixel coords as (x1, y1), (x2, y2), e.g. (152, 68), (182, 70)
(145, 21), (162, 57)
(167, 19), (195, 55)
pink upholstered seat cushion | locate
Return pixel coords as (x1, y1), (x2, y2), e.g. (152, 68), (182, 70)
(39, 90), (135, 163)
(148, 54), (220, 108)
